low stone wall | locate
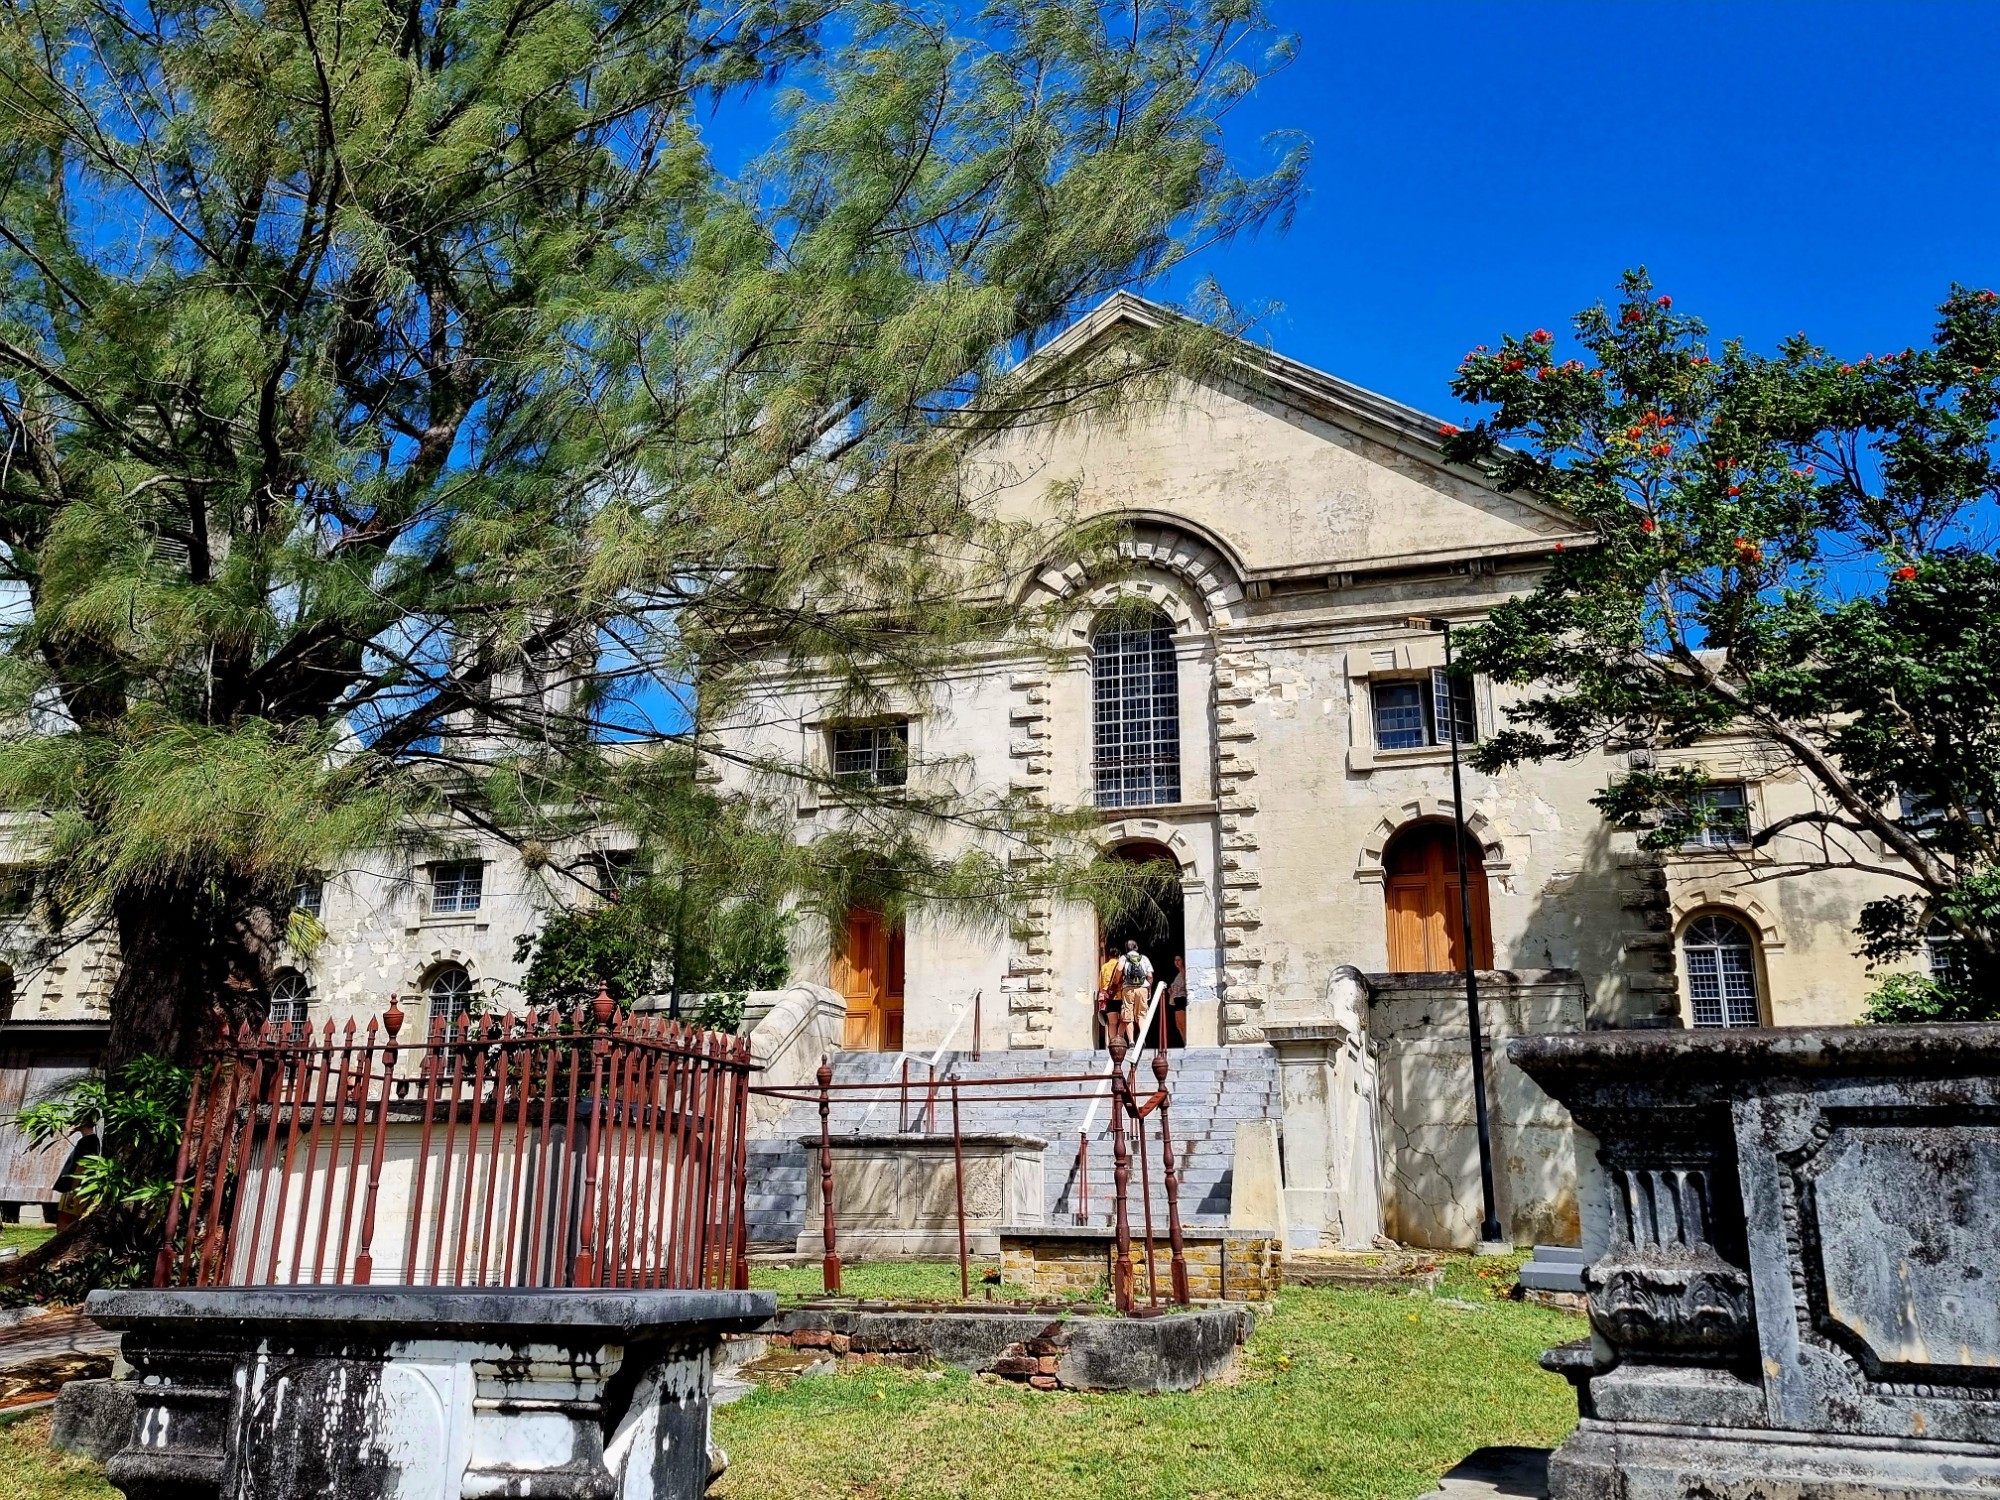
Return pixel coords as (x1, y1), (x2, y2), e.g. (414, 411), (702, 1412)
(1369, 969), (1592, 1250)
(764, 1303), (1247, 1392)
(999, 1226), (1282, 1302)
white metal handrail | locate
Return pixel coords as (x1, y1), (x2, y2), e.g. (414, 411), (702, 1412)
(1077, 979), (1165, 1139)
(851, 989), (979, 1134)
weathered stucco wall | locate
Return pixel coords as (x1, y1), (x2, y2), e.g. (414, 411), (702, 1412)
(1368, 970), (1591, 1250)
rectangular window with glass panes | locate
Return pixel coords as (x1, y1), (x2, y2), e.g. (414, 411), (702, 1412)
(830, 721), (909, 788)
(430, 860), (485, 915)
(1678, 783), (1751, 849)
(1371, 669), (1475, 750)
(292, 875), (324, 918)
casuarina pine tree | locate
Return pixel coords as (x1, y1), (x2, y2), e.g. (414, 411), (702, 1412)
(0, 0), (1307, 1068)
(1444, 272), (2000, 1015)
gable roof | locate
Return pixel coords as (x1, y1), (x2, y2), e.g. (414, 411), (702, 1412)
(1016, 291), (1592, 548)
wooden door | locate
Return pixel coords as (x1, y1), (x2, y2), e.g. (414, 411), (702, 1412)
(1384, 824), (1493, 971)
(833, 908), (904, 1051)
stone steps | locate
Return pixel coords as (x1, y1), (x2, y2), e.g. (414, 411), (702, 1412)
(745, 1045), (1281, 1247)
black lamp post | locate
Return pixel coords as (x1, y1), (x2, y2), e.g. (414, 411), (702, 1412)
(1413, 615), (1506, 1250)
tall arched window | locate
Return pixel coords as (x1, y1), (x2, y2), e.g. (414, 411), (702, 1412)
(270, 969), (314, 1027)
(424, 963), (478, 1030)
(1681, 914), (1761, 1028)
(1093, 608), (1180, 809)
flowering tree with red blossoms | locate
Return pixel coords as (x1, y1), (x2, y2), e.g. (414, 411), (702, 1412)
(1442, 270), (2000, 1018)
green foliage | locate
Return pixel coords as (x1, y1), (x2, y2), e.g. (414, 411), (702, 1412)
(0, 1239), (149, 1311)
(13, 1056), (193, 1216)
(514, 905), (664, 1012)
(1860, 971), (2000, 1024)
(1447, 273), (2000, 988)
(0, 0), (1304, 1060)
(693, 992), (749, 1035)
(513, 878), (788, 1021)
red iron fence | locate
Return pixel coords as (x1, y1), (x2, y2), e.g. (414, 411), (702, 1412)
(753, 1036), (1188, 1311)
(157, 992), (753, 1290)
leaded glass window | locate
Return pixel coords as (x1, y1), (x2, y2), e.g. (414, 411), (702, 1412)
(1682, 914), (1760, 1028)
(1093, 611), (1181, 809)
(270, 969), (314, 1026)
(425, 964), (477, 1029)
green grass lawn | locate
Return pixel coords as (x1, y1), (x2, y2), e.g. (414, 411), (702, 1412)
(0, 1225), (54, 1258)
(0, 1257), (1582, 1500)
(0, 1414), (115, 1500)
(714, 1258), (1581, 1500)
(750, 1257), (1069, 1304)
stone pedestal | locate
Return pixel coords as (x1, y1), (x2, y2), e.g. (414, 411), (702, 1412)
(797, 1132), (1044, 1257)
(85, 1285), (773, 1500)
(1262, 966), (1382, 1250)
(1514, 1024), (2000, 1500)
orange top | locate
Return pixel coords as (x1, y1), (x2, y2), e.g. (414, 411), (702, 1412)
(1098, 957), (1123, 996)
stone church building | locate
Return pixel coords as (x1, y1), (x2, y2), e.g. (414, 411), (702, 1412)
(0, 294), (1924, 1248)
(712, 293), (1904, 1061)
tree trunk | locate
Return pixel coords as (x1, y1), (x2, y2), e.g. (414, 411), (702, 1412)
(105, 877), (283, 1070)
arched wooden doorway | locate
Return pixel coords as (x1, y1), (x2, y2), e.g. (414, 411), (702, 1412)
(833, 907), (904, 1052)
(1383, 821), (1494, 972)
(1100, 842), (1185, 1048)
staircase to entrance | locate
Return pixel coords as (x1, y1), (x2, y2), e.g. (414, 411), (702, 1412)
(744, 1045), (1280, 1249)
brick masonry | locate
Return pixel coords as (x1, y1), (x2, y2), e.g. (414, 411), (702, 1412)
(1000, 1229), (1282, 1302)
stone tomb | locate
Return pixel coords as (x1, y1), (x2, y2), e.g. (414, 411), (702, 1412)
(85, 1285), (772, 1500)
(1513, 1023), (2000, 1500)
(797, 1132), (1045, 1257)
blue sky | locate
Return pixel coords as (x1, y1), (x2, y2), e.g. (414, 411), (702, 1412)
(1151, 0), (2000, 423)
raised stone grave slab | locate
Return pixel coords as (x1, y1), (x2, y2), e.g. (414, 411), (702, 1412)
(766, 1301), (1247, 1392)
(85, 1285), (773, 1500)
(1513, 1023), (2000, 1500)
(799, 1132), (1045, 1257)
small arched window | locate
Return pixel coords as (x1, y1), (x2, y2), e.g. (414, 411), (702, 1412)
(270, 969), (314, 1027)
(1093, 608), (1180, 809)
(1681, 914), (1761, 1028)
(424, 963), (478, 1030)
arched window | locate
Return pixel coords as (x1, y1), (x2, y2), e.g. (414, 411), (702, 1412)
(1681, 914), (1761, 1028)
(270, 969), (314, 1027)
(424, 963), (478, 1030)
(1093, 609), (1180, 809)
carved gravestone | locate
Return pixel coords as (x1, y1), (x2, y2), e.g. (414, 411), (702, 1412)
(1513, 1025), (2000, 1500)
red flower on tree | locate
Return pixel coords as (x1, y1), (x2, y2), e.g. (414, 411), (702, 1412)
(1894, 566), (1918, 582)
(1439, 423), (1460, 436)
(1657, 295), (1672, 308)
(1640, 517), (1657, 533)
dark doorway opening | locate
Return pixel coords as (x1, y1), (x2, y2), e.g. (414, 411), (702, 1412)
(1099, 841), (1185, 1049)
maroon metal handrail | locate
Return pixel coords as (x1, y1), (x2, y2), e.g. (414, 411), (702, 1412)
(759, 1037), (1189, 1312)
(156, 990), (753, 1291)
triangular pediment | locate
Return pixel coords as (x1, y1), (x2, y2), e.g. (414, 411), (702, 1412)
(972, 294), (1588, 579)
